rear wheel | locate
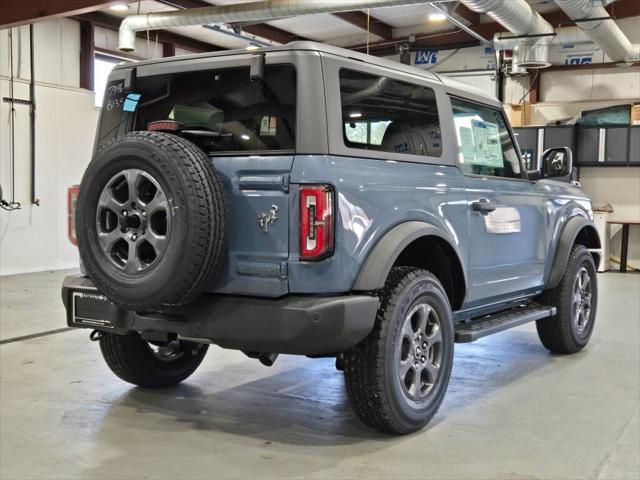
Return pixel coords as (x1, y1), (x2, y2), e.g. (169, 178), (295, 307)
(99, 332), (208, 388)
(343, 267), (454, 435)
(537, 244), (598, 354)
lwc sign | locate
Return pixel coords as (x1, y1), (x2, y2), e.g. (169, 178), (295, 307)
(412, 43), (609, 70)
(415, 50), (438, 65)
(413, 46), (496, 71)
(554, 44), (603, 65)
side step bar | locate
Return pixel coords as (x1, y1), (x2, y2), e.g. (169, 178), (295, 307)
(455, 304), (556, 343)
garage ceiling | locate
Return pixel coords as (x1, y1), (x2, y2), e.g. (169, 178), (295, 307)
(3, 0), (639, 56)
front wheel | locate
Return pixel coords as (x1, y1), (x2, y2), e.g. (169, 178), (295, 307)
(536, 244), (598, 354)
(99, 332), (208, 388)
(343, 267), (454, 435)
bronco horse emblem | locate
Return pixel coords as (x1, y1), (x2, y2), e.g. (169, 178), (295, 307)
(258, 204), (279, 233)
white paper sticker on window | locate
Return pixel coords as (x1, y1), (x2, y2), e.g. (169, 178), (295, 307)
(458, 126), (475, 163)
(471, 119), (502, 167)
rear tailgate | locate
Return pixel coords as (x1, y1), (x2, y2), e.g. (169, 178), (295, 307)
(204, 155), (293, 297)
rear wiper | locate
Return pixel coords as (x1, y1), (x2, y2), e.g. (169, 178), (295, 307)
(181, 130), (233, 139)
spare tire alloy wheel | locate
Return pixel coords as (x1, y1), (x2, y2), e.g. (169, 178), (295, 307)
(97, 169), (170, 274)
(77, 131), (228, 311)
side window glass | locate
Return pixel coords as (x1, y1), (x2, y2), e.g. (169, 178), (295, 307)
(339, 69), (442, 157)
(451, 98), (522, 179)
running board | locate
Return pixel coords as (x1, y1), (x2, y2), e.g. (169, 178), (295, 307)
(454, 304), (556, 343)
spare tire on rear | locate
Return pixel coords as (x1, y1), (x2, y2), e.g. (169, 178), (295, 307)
(76, 131), (228, 311)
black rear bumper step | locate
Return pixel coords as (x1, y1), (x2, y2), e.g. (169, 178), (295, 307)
(61, 275), (379, 355)
(454, 304), (556, 343)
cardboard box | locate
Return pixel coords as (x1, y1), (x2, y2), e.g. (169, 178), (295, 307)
(632, 104), (640, 125)
(506, 101), (532, 127)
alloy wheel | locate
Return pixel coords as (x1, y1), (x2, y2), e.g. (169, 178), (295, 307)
(96, 169), (170, 274)
(572, 266), (593, 335)
(397, 302), (443, 401)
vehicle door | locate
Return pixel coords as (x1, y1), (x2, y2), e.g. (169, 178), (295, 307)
(450, 97), (547, 307)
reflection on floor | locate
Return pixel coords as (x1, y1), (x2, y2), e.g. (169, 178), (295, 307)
(1, 270), (638, 479)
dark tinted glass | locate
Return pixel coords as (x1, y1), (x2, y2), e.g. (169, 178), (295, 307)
(339, 69), (441, 157)
(96, 65), (296, 154)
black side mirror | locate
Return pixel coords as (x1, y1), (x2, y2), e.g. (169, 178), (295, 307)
(541, 147), (573, 179)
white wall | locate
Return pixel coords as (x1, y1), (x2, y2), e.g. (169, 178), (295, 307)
(1, 20), (99, 275)
(580, 168), (640, 268)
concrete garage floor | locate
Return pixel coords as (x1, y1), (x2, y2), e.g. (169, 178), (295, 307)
(1, 271), (638, 480)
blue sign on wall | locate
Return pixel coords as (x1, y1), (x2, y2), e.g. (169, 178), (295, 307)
(565, 56), (593, 65)
(415, 50), (438, 65)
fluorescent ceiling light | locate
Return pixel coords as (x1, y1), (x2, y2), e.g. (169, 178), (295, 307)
(241, 134), (251, 141)
(246, 44), (261, 51)
(349, 112), (363, 119)
(109, 2), (129, 12)
(428, 13), (447, 22)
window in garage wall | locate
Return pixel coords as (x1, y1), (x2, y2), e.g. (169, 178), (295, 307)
(94, 54), (122, 108)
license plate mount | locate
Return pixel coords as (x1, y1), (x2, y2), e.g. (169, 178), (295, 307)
(71, 291), (114, 329)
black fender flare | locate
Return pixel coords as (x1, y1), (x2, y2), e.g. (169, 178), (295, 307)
(352, 221), (467, 291)
(546, 215), (601, 289)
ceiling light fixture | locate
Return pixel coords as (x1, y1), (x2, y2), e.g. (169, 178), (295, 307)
(245, 44), (260, 51)
(349, 112), (363, 119)
(109, 2), (129, 12)
(428, 13), (447, 22)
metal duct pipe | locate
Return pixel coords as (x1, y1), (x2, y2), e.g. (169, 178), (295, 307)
(495, 26), (597, 49)
(460, 0), (554, 68)
(118, 0), (447, 52)
(552, 0), (638, 64)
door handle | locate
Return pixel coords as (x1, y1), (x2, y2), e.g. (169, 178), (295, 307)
(471, 199), (496, 214)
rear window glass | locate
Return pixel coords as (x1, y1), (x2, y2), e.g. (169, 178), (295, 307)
(95, 64), (296, 154)
(339, 69), (441, 157)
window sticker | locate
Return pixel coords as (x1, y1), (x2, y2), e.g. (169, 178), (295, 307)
(123, 93), (141, 112)
(471, 119), (502, 167)
(458, 126), (475, 163)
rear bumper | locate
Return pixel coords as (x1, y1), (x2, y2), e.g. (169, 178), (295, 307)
(61, 275), (378, 355)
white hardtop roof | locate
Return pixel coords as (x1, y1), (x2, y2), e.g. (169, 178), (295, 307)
(115, 40), (500, 106)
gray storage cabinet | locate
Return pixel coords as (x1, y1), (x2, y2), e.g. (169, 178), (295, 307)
(576, 127), (601, 165)
(629, 126), (640, 163)
(604, 127), (629, 163)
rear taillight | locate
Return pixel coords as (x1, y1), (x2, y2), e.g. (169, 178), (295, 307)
(147, 120), (184, 132)
(67, 185), (80, 246)
(299, 185), (334, 261)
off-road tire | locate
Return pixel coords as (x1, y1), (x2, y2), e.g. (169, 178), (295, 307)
(536, 244), (598, 354)
(343, 267), (454, 435)
(99, 332), (208, 388)
(76, 131), (228, 311)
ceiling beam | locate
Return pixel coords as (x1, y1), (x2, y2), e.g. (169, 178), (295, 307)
(0, 0), (137, 28)
(332, 11), (394, 40)
(155, 0), (308, 44)
(452, 3), (480, 25)
(348, 0), (640, 56)
(350, 21), (502, 55)
(604, 0), (640, 19)
(73, 11), (225, 52)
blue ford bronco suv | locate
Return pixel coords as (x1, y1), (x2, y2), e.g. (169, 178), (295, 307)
(63, 42), (601, 435)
